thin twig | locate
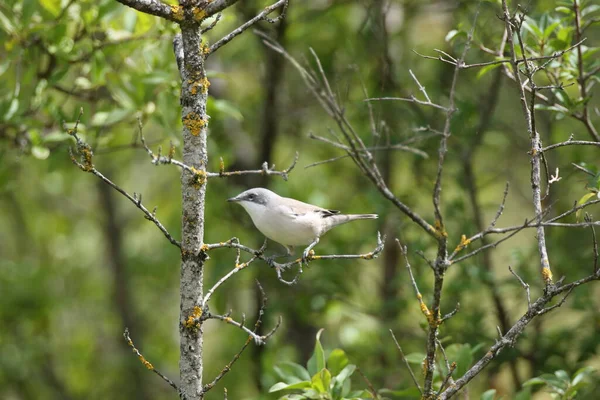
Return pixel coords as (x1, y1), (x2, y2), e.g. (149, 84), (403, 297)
(202, 281), (274, 393)
(67, 110), (180, 248)
(389, 329), (422, 394)
(124, 328), (182, 396)
(508, 266), (531, 310)
(209, 0), (288, 54)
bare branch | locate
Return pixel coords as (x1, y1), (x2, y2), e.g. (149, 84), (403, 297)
(124, 328), (182, 396)
(202, 240), (267, 308)
(542, 139), (600, 152)
(114, 0), (181, 22)
(202, 232), (384, 285)
(440, 271), (600, 399)
(202, 281), (272, 394)
(138, 120), (298, 181)
(390, 330), (422, 394)
(66, 111), (180, 248)
(208, 0), (288, 55)
(214, 152), (298, 181)
(508, 266), (531, 310)
(585, 213), (599, 274)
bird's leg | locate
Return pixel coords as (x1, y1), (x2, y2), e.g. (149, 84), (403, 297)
(265, 245), (295, 269)
(302, 237), (320, 263)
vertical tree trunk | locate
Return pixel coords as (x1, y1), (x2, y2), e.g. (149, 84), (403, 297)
(176, 19), (210, 399)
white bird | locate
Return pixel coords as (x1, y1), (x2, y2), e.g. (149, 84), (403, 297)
(228, 188), (378, 260)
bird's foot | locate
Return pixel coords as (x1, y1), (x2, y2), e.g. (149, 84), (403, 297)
(265, 255), (292, 271)
(301, 238), (320, 265)
(301, 249), (315, 265)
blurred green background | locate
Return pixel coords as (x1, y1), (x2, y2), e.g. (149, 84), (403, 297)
(1, 0), (600, 399)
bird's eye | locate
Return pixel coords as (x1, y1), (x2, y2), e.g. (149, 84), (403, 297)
(248, 194), (255, 200)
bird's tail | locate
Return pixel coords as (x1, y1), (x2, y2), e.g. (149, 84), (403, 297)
(324, 213), (378, 232)
(345, 214), (378, 221)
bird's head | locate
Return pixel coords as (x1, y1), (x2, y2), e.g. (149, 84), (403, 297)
(227, 188), (277, 215)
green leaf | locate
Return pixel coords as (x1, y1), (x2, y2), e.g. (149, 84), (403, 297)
(480, 389), (496, 400)
(274, 362), (312, 383)
(90, 109), (131, 127)
(446, 344), (473, 377)
(269, 380), (312, 393)
(571, 366), (595, 386)
(555, 6), (573, 15)
(327, 349), (349, 376)
(378, 387), (422, 398)
(582, 4), (600, 17)
(31, 146), (50, 160)
(39, 0), (61, 16)
(0, 10), (16, 34)
(514, 388), (532, 400)
(311, 368), (332, 393)
(576, 192), (597, 221)
(334, 364), (356, 385)
(42, 131), (75, 144)
(404, 353), (426, 365)
(543, 20), (562, 40)
(4, 98), (19, 120)
(554, 369), (569, 382)
(307, 329), (326, 376)
(476, 63), (502, 79)
(211, 99), (244, 121)
(523, 377), (547, 386)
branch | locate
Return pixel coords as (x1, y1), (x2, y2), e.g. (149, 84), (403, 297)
(439, 270), (600, 399)
(204, 0), (240, 16)
(208, 0), (288, 55)
(138, 119), (298, 180)
(66, 110), (180, 248)
(123, 328), (182, 396)
(202, 240), (267, 308)
(205, 311), (281, 346)
(114, 0), (182, 22)
(508, 265), (531, 310)
(213, 153), (298, 180)
(202, 232), (384, 285)
(389, 330), (422, 395)
(202, 281), (273, 394)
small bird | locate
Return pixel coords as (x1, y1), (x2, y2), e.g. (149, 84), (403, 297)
(228, 188), (378, 260)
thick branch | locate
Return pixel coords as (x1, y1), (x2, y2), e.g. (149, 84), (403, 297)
(115, 0), (181, 22)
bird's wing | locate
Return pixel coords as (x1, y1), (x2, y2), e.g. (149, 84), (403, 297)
(276, 197), (339, 219)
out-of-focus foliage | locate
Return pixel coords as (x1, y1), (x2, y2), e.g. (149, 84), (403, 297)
(522, 367), (597, 399)
(269, 330), (373, 400)
(1, 0), (600, 399)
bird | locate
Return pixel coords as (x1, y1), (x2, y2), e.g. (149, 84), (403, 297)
(227, 188), (378, 261)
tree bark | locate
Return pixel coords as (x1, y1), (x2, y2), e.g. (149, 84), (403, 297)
(176, 17), (210, 399)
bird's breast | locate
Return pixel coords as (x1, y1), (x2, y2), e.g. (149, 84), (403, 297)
(251, 210), (321, 246)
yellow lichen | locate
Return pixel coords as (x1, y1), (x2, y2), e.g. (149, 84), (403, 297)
(542, 266), (553, 283)
(170, 4), (184, 21)
(139, 355), (154, 370)
(433, 219), (448, 239)
(184, 306), (203, 329)
(200, 243), (209, 252)
(454, 234), (471, 253)
(199, 76), (210, 94)
(192, 7), (207, 21)
(183, 112), (207, 136)
(189, 167), (206, 189)
(219, 157), (225, 174)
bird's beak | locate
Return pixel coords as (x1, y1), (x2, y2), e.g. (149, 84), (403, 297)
(227, 195), (241, 203)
